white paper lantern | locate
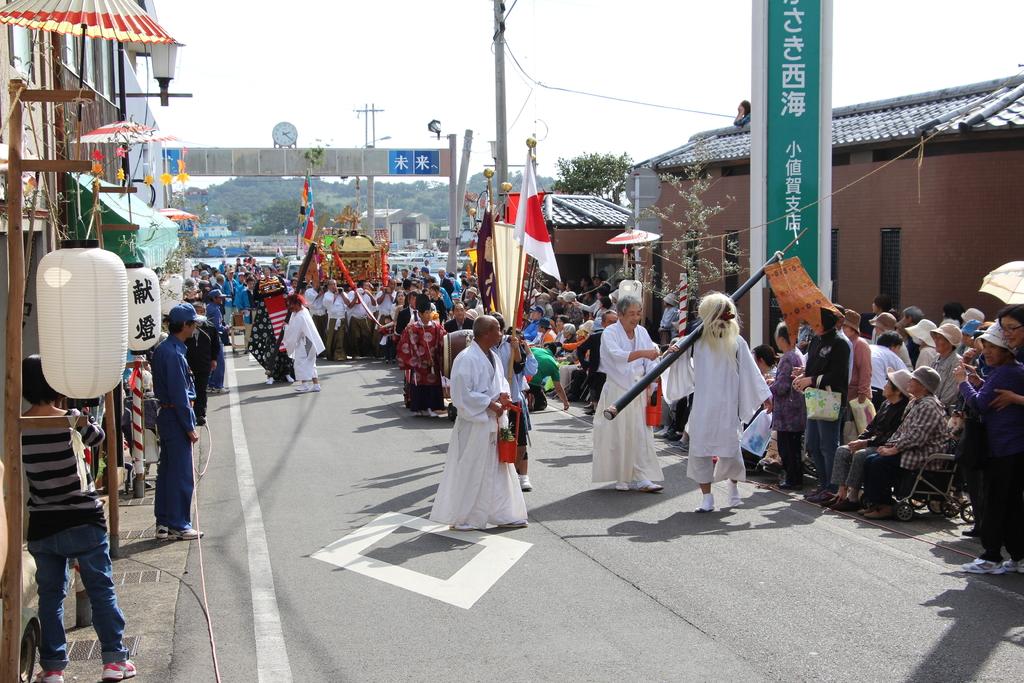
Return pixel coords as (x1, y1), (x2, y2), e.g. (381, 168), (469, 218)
(126, 264), (161, 352)
(37, 241), (129, 398)
(160, 274), (183, 315)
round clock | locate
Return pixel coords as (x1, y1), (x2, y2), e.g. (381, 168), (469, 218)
(272, 121), (298, 148)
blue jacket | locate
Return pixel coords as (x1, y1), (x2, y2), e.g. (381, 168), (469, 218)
(233, 280), (250, 309)
(152, 335), (196, 433)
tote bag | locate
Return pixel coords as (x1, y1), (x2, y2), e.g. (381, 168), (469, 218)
(740, 410), (773, 457)
(804, 387), (842, 422)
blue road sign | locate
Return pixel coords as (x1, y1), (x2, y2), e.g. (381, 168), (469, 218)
(388, 150), (440, 175)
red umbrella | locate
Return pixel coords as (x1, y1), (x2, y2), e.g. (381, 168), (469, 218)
(606, 229), (660, 246)
(159, 208), (199, 222)
(80, 121), (177, 144)
(0, 0), (175, 43)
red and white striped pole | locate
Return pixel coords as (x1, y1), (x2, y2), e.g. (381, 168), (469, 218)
(676, 272), (688, 337)
(129, 359), (146, 498)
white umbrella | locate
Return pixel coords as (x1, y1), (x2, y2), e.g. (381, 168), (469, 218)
(980, 261), (1024, 304)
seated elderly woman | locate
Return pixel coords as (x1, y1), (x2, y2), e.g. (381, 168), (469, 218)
(826, 369), (912, 512)
(956, 324), (1024, 575)
(859, 366), (949, 520)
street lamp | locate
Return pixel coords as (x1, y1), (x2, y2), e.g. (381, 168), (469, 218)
(150, 41), (180, 106)
(124, 42), (191, 107)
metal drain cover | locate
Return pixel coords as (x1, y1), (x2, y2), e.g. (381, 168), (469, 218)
(68, 635), (141, 661)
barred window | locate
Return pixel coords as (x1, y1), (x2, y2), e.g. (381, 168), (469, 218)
(880, 228), (901, 309)
(831, 228), (839, 302)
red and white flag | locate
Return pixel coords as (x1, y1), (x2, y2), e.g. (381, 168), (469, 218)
(513, 147), (560, 280)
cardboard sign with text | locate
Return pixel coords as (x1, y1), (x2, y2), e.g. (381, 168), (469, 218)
(765, 257), (840, 335)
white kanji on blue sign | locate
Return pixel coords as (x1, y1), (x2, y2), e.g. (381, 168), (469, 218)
(389, 150), (439, 175)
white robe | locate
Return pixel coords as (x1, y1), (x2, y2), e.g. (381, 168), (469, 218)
(591, 322), (663, 484)
(282, 307), (326, 381)
(430, 343), (527, 528)
(664, 336), (771, 482)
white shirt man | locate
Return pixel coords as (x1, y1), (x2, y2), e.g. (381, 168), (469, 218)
(429, 316), (528, 531)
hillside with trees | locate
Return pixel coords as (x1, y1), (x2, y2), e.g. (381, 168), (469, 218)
(186, 171), (554, 235)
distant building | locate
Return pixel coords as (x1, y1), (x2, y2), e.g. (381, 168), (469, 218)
(639, 74), (1024, 334)
(362, 208), (431, 246)
(543, 195), (633, 284)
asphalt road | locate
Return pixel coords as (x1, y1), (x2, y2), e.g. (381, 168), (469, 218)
(169, 353), (1024, 683)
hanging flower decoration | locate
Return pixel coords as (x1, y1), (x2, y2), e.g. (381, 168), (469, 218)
(90, 149), (104, 177)
(175, 172), (190, 184)
(143, 174), (154, 186)
(160, 172), (173, 186)
(176, 158), (187, 174)
(115, 146), (127, 159)
(116, 167), (126, 182)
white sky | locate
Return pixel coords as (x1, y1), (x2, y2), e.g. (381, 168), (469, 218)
(149, 0), (1024, 187)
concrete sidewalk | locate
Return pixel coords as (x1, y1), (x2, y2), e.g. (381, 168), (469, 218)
(58, 489), (192, 682)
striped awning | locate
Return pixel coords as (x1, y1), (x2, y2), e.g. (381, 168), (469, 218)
(0, 0), (175, 43)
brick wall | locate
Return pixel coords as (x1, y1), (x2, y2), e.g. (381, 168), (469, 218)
(656, 147), (1024, 333)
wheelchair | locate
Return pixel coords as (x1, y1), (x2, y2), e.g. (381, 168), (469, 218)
(893, 453), (974, 524)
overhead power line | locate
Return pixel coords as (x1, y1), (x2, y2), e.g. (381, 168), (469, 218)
(503, 41), (733, 118)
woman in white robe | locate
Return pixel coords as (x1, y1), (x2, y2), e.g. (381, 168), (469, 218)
(663, 292), (771, 511)
(430, 317), (528, 530)
(591, 294), (664, 492)
(283, 294), (326, 393)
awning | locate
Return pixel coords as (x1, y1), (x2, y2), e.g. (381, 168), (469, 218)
(68, 175), (179, 269)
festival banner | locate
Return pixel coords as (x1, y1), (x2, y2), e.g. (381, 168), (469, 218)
(764, 256), (838, 334)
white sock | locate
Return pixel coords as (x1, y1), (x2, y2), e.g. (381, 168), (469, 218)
(697, 493), (715, 511)
(727, 481), (742, 504)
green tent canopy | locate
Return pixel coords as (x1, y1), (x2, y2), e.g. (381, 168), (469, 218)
(68, 174), (179, 269)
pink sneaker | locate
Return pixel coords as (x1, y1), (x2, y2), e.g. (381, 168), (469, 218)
(101, 660), (137, 681)
(34, 671), (64, 683)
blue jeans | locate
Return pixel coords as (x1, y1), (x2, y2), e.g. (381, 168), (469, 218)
(806, 417), (841, 492)
(27, 524), (128, 670)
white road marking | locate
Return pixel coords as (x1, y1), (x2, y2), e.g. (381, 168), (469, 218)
(226, 355), (293, 682)
(312, 512), (532, 609)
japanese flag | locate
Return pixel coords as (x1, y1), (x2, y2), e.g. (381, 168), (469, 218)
(513, 148), (560, 280)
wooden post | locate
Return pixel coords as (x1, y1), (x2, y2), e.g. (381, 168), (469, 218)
(104, 391), (120, 557)
(1, 78), (27, 683)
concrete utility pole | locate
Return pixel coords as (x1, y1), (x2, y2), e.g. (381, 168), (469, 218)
(448, 133), (458, 261)
(493, 0), (509, 195)
(355, 103), (385, 232)
(448, 129), (474, 273)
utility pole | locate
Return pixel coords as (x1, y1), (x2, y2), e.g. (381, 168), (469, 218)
(493, 0), (509, 197)
(448, 129), (474, 273)
(355, 103), (385, 232)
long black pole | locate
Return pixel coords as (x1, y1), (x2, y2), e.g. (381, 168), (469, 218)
(603, 250), (785, 420)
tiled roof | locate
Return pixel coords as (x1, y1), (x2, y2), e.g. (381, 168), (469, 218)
(645, 75), (1024, 170)
(543, 194), (631, 228)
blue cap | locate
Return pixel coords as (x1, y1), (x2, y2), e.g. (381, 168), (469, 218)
(530, 305), (544, 314)
(961, 319), (981, 336)
(207, 288), (224, 300)
(168, 303), (203, 324)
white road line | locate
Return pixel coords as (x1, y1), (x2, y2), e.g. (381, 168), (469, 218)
(226, 355), (293, 682)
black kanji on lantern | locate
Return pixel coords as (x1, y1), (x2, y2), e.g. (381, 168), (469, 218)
(135, 314), (156, 341)
(133, 278), (155, 305)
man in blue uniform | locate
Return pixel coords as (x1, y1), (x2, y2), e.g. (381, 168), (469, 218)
(152, 304), (203, 540)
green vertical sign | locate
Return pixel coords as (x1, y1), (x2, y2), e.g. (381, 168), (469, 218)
(767, 0), (821, 281)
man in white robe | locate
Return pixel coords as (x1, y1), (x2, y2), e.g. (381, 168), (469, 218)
(664, 292), (772, 512)
(592, 294), (664, 492)
(430, 315), (528, 531)
(282, 294), (326, 393)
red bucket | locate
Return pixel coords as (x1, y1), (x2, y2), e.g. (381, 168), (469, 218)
(645, 384), (662, 427)
(498, 405), (520, 463)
